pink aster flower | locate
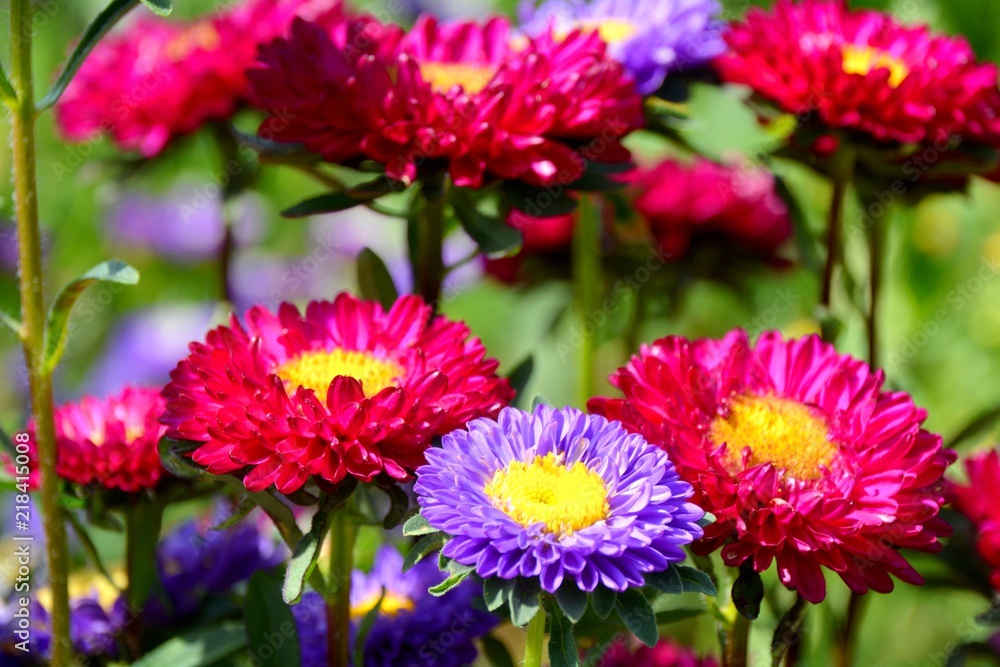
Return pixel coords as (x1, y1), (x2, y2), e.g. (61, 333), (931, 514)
(23, 387), (168, 492)
(483, 207), (575, 283)
(161, 293), (513, 494)
(951, 449), (1000, 591)
(590, 330), (955, 603)
(715, 0), (1000, 148)
(56, 0), (341, 156)
(632, 157), (792, 261)
(249, 14), (643, 187)
(599, 637), (719, 667)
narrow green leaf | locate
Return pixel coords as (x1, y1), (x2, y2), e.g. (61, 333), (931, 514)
(130, 622), (246, 667)
(732, 562), (764, 620)
(507, 578), (540, 627)
(548, 608), (579, 667)
(282, 192), (364, 218)
(0, 310), (21, 338)
(506, 356), (534, 408)
(139, 0), (172, 15)
(38, 0), (142, 110)
(675, 565), (718, 597)
(615, 589), (658, 647)
(402, 514), (437, 537)
(591, 587), (616, 620)
(126, 499), (164, 611)
(353, 589), (384, 667)
(43, 259), (139, 373)
(554, 583), (588, 623)
(66, 511), (120, 592)
(483, 578), (511, 612)
(949, 402), (1000, 450)
(452, 189), (522, 257)
(246, 571), (300, 667)
(402, 532), (448, 573)
(211, 501), (255, 531)
(357, 248), (399, 311)
(481, 635), (516, 667)
(0, 426), (15, 459)
(0, 63), (16, 107)
(282, 509), (331, 604)
(655, 608), (705, 625)
(158, 438), (206, 479)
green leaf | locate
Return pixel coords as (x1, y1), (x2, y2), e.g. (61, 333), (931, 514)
(0, 63), (16, 107)
(655, 608), (705, 625)
(591, 587), (616, 620)
(158, 438), (207, 479)
(483, 578), (511, 612)
(126, 499), (164, 611)
(452, 189), (523, 257)
(429, 565), (473, 596)
(771, 595), (808, 667)
(43, 259), (139, 374)
(506, 356), (534, 408)
(130, 622), (246, 667)
(528, 394), (548, 412)
(402, 532), (448, 573)
(357, 248), (399, 311)
(481, 635), (516, 667)
(139, 0), (172, 15)
(507, 578), (541, 627)
(402, 514), (437, 537)
(948, 403), (1000, 450)
(500, 182), (579, 217)
(976, 606), (1000, 625)
(353, 589), (384, 667)
(246, 571), (300, 667)
(66, 511), (120, 593)
(732, 562), (764, 620)
(614, 589), (658, 648)
(548, 608), (579, 667)
(0, 310), (21, 338)
(675, 565), (718, 597)
(0, 425), (15, 459)
(38, 0), (144, 111)
(211, 501), (255, 531)
(554, 583), (588, 623)
(282, 192), (365, 218)
(380, 483), (409, 530)
(283, 509), (331, 604)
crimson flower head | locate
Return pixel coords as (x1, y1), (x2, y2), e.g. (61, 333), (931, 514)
(716, 0), (1000, 150)
(56, 0), (341, 156)
(249, 14), (643, 187)
(161, 293), (513, 494)
(951, 449), (1000, 591)
(590, 330), (955, 603)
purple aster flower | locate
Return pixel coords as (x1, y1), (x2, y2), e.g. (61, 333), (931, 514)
(519, 0), (726, 94)
(292, 545), (496, 667)
(414, 406), (704, 593)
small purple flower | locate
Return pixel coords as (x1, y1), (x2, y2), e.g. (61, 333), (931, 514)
(519, 0), (726, 94)
(293, 546), (496, 667)
(415, 406), (704, 593)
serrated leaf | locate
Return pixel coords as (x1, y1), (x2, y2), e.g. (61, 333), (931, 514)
(675, 565), (717, 597)
(353, 589), (383, 667)
(591, 586), (616, 620)
(139, 0), (171, 15)
(38, 0), (144, 110)
(282, 509), (331, 604)
(402, 514), (437, 537)
(554, 583), (588, 623)
(357, 248), (399, 311)
(645, 567), (683, 594)
(246, 571), (300, 667)
(130, 622), (246, 667)
(43, 260), (139, 374)
(452, 189), (522, 257)
(615, 589), (657, 647)
(506, 356), (534, 408)
(483, 578), (511, 612)
(507, 578), (541, 627)
(732, 562), (764, 620)
(429, 567), (473, 596)
(402, 532), (448, 572)
(482, 635), (516, 667)
(548, 607), (579, 667)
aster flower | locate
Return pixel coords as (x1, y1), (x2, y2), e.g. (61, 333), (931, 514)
(599, 637), (719, 667)
(715, 0), (1000, 149)
(56, 0), (341, 156)
(293, 545), (496, 666)
(161, 293), (513, 493)
(590, 330), (955, 603)
(519, 0), (725, 94)
(414, 405), (703, 594)
(26, 386), (167, 492)
(249, 14), (643, 187)
(483, 208), (575, 283)
(951, 449), (1000, 591)
(632, 157), (792, 262)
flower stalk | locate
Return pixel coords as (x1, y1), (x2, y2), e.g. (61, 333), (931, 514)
(523, 607), (547, 667)
(8, 0), (73, 663)
(412, 174), (447, 308)
(725, 611), (751, 667)
(326, 503), (357, 667)
(820, 147), (856, 311)
(573, 195), (602, 407)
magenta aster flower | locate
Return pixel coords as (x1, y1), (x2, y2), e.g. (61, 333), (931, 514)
(250, 14), (643, 187)
(715, 0), (1000, 148)
(414, 406), (704, 593)
(599, 637), (719, 667)
(56, 0), (341, 156)
(161, 293), (513, 493)
(590, 330), (955, 603)
(951, 449), (1000, 591)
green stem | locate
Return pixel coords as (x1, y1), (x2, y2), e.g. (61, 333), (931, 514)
(8, 0), (72, 664)
(572, 195), (602, 407)
(820, 148), (856, 311)
(773, 594), (809, 667)
(412, 175), (447, 308)
(835, 593), (866, 667)
(326, 506), (357, 667)
(725, 612), (751, 667)
(866, 213), (887, 369)
(523, 607), (547, 667)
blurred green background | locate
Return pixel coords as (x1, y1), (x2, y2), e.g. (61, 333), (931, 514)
(2, 0), (1000, 664)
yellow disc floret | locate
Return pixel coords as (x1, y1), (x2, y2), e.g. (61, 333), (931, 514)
(419, 63), (498, 94)
(565, 19), (639, 45)
(275, 349), (404, 398)
(350, 590), (415, 620)
(485, 452), (610, 535)
(711, 394), (837, 481)
(841, 44), (909, 88)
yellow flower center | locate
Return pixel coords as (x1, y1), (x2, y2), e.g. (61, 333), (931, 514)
(419, 62), (498, 94)
(275, 349), (403, 398)
(485, 452), (609, 535)
(711, 394), (837, 481)
(841, 44), (909, 88)
(350, 590), (414, 620)
(36, 567), (126, 612)
(562, 19), (639, 45)
(165, 22), (221, 61)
